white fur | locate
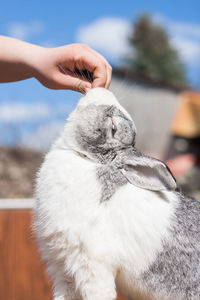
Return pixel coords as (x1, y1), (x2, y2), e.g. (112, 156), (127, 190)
(35, 88), (178, 300)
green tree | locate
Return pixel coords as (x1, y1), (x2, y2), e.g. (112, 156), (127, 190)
(127, 14), (187, 86)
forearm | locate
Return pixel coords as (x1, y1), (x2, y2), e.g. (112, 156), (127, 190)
(0, 36), (112, 91)
(0, 35), (43, 83)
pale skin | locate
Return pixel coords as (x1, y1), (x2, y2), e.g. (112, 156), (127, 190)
(0, 35), (112, 93)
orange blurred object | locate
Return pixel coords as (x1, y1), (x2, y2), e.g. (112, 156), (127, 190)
(117, 292), (128, 300)
(171, 91), (200, 138)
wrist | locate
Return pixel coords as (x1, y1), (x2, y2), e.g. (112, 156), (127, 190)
(0, 36), (47, 81)
(21, 42), (47, 79)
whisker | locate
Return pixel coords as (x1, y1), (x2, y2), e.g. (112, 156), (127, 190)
(111, 71), (137, 103)
(74, 69), (93, 83)
(57, 64), (68, 75)
(58, 64), (93, 87)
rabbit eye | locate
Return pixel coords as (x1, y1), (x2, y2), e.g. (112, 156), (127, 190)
(111, 121), (117, 136)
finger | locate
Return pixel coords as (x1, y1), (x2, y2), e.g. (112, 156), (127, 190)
(88, 48), (113, 86)
(56, 44), (111, 88)
(87, 46), (111, 68)
(55, 71), (92, 93)
(61, 48), (107, 88)
(60, 48), (108, 89)
(105, 65), (112, 89)
(90, 58), (110, 88)
(84, 47), (112, 88)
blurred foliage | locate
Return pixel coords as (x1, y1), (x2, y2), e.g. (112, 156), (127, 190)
(126, 14), (188, 87)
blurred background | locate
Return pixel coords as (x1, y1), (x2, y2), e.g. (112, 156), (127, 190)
(0, 1), (200, 299)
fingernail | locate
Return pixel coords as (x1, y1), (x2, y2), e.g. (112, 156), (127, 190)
(85, 87), (91, 93)
(85, 83), (92, 93)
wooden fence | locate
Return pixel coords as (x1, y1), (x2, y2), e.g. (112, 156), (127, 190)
(0, 199), (127, 300)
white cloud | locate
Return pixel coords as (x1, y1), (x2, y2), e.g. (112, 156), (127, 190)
(153, 14), (200, 65)
(76, 17), (132, 61)
(76, 15), (200, 66)
(0, 102), (51, 122)
(0, 101), (73, 149)
(168, 22), (200, 40)
(171, 37), (200, 64)
(154, 15), (200, 39)
(7, 20), (45, 40)
(7, 23), (28, 40)
(22, 121), (65, 151)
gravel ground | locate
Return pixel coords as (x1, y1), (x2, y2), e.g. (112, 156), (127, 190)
(0, 146), (43, 198)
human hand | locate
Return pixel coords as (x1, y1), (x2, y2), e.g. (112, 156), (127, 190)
(31, 44), (112, 93)
(0, 37), (112, 93)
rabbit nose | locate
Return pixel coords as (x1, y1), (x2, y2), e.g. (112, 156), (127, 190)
(118, 122), (136, 145)
(122, 133), (135, 145)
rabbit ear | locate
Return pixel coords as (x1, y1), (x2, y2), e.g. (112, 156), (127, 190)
(121, 152), (177, 191)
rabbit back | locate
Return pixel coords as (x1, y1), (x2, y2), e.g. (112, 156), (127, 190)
(140, 194), (200, 300)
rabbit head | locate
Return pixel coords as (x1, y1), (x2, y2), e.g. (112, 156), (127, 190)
(63, 88), (136, 161)
(62, 88), (176, 192)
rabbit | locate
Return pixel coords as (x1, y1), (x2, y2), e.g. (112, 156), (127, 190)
(34, 87), (200, 300)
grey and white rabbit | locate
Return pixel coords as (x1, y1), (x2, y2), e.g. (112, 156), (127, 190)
(34, 88), (200, 300)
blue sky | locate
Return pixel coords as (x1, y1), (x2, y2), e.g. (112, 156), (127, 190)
(0, 0), (200, 150)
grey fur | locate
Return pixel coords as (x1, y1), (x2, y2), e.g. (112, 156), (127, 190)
(97, 164), (127, 202)
(96, 147), (176, 202)
(142, 194), (200, 299)
(73, 104), (176, 201)
(73, 101), (200, 299)
(120, 150), (177, 191)
(75, 104), (136, 163)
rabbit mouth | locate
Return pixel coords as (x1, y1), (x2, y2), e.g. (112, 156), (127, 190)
(75, 145), (136, 165)
(75, 150), (98, 163)
(75, 148), (118, 164)
(76, 151), (87, 159)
